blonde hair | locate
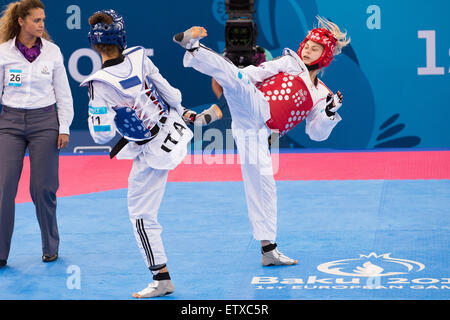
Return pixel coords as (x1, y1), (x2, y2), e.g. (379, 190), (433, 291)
(316, 16), (350, 56)
(0, 0), (50, 44)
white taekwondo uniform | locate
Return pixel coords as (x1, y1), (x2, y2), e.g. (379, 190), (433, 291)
(183, 45), (341, 241)
(81, 46), (192, 270)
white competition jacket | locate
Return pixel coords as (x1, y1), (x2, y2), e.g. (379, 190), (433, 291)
(243, 48), (342, 141)
(81, 46), (193, 170)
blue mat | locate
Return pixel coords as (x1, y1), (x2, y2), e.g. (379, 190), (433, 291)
(1, 180), (449, 300)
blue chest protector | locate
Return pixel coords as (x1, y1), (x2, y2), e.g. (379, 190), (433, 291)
(113, 106), (153, 141)
(113, 78), (170, 141)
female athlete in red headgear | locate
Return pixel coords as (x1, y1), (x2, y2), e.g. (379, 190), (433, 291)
(173, 17), (350, 267)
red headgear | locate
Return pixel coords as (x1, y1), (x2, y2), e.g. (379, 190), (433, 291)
(297, 28), (337, 69)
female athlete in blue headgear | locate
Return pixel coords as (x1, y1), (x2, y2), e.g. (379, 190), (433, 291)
(81, 9), (222, 298)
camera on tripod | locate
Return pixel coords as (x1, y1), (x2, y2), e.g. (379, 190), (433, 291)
(224, 0), (259, 68)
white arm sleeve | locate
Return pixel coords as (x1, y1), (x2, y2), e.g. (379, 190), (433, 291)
(53, 48), (74, 135)
(305, 98), (342, 141)
(145, 58), (185, 116)
(87, 81), (118, 144)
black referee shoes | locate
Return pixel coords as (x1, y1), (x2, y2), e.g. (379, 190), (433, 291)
(0, 255), (57, 268)
(42, 253), (58, 263)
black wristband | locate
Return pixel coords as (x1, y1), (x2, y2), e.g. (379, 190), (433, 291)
(325, 107), (336, 117)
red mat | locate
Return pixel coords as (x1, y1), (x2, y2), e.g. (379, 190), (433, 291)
(15, 150), (450, 203)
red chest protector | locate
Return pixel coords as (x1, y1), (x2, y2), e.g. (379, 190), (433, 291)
(256, 72), (314, 136)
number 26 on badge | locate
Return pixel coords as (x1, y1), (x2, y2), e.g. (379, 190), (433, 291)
(8, 69), (22, 87)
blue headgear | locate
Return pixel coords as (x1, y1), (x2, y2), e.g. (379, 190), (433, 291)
(88, 9), (127, 51)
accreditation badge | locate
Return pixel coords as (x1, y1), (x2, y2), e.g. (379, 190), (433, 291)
(8, 69), (22, 87)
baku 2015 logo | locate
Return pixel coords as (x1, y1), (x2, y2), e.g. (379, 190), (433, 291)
(317, 252), (425, 277)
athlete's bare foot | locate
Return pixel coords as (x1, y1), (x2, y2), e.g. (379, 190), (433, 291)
(190, 26), (207, 39)
(132, 280), (175, 298)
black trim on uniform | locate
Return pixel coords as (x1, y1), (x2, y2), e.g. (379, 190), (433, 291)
(102, 54), (125, 69)
(109, 137), (129, 159)
(306, 62), (320, 71)
(109, 123), (160, 159)
(88, 81), (94, 100)
(136, 219), (155, 267)
(149, 263), (166, 271)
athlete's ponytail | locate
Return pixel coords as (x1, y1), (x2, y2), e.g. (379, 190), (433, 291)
(316, 16), (350, 56)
